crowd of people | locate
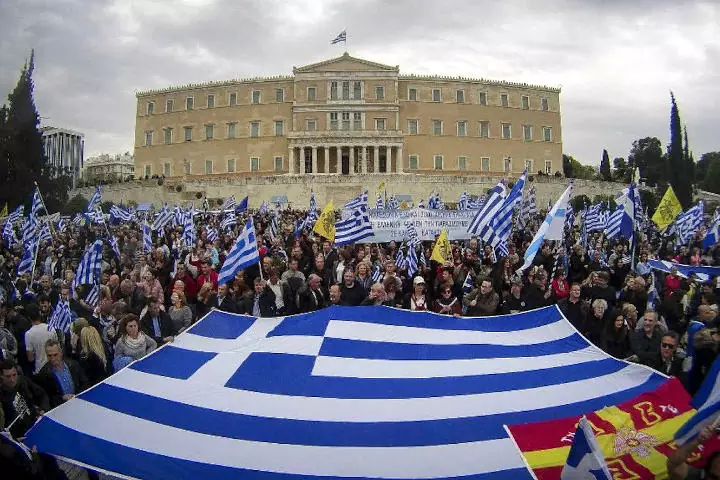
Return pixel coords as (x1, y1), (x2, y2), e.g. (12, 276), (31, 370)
(0, 204), (718, 478)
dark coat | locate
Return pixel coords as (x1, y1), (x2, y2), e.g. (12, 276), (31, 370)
(207, 293), (238, 314)
(36, 359), (89, 408)
(79, 351), (109, 386)
(140, 310), (177, 345)
(340, 282), (366, 306)
(1, 375), (49, 438)
(239, 288), (277, 317)
(298, 287), (328, 313)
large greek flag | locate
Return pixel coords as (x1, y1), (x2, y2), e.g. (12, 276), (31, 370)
(26, 305), (664, 480)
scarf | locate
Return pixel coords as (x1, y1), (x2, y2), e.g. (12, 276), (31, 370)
(123, 332), (148, 350)
(411, 295), (427, 311)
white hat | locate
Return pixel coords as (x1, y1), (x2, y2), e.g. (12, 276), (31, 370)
(413, 276), (426, 285)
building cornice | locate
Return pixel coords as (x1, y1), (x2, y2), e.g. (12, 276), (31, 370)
(136, 75), (294, 97)
(399, 74), (560, 93)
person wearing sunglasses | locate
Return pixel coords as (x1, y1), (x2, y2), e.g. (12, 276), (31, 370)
(645, 331), (685, 380)
(433, 283), (461, 316)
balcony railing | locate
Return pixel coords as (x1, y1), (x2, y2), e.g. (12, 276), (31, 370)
(287, 129), (403, 139)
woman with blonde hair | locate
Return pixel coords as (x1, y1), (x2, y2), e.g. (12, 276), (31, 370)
(79, 326), (109, 385)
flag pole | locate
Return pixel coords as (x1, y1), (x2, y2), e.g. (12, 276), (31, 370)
(32, 181), (55, 234)
(29, 242), (39, 285)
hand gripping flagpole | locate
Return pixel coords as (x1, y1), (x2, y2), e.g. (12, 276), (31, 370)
(32, 181), (55, 235)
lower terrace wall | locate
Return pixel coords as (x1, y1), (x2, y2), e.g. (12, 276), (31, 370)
(72, 173), (627, 209)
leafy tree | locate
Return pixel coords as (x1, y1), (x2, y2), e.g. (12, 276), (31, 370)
(562, 154), (596, 180)
(62, 193), (88, 215)
(704, 158), (720, 194)
(0, 51), (71, 213)
(683, 126), (695, 183)
(696, 152), (720, 192)
(570, 194), (590, 212)
(612, 157), (632, 183)
(638, 189), (660, 216)
(629, 137), (665, 187)
(593, 194), (617, 210)
(667, 92), (692, 208)
(600, 150), (612, 181)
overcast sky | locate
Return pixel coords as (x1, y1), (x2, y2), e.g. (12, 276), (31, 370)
(1, 0), (718, 165)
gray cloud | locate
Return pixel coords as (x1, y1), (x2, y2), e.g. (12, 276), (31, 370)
(1, 0), (718, 165)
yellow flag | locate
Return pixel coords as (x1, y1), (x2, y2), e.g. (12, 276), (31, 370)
(652, 185), (682, 230)
(313, 201), (336, 241)
(378, 181), (386, 191)
(0, 204), (7, 218)
(430, 229), (451, 263)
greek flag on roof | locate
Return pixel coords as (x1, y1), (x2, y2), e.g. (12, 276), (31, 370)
(25, 305), (665, 480)
(467, 181), (506, 235)
(673, 201), (704, 244)
(218, 219), (259, 286)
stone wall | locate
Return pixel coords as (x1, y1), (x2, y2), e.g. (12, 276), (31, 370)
(72, 173), (627, 208)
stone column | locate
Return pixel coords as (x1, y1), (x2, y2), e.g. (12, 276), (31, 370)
(361, 146), (368, 174)
(349, 145), (355, 174)
(397, 145), (404, 173)
(311, 146), (318, 174)
(324, 146), (330, 174)
(374, 145), (380, 173)
(386, 146), (392, 174)
(298, 147), (305, 175)
(289, 146), (295, 174)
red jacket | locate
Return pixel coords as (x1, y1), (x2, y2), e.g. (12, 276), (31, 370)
(198, 271), (219, 291)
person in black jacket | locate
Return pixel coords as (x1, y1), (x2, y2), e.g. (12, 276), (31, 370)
(643, 331), (685, 380)
(140, 297), (176, 346)
(339, 269), (366, 306)
(239, 279), (277, 317)
(207, 283), (238, 313)
(297, 274), (328, 313)
(558, 284), (589, 331)
(600, 311), (631, 359)
(0, 359), (49, 438)
(36, 339), (89, 408)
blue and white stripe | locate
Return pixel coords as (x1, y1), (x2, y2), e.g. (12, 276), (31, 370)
(220, 213), (237, 232)
(584, 203), (607, 232)
(16, 243), (36, 277)
(108, 236), (121, 260)
(484, 170), (527, 248)
(31, 187), (44, 217)
(673, 201), (704, 244)
(85, 284), (100, 307)
(25, 305), (665, 480)
(335, 205), (373, 246)
(345, 191), (368, 211)
(38, 222), (52, 243)
(206, 227), (218, 244)
(467, 181), (506, 236)
(220, 196), (236, 212)
(142, 222), (153, 253)
(152, 205), (174, 232)
(457, 192), (468, 211)
(110, 205), (134, 222)
(375, 192), (385, 210)
(6, 204), (23, 224)
(395, 247), (406, 269)
(406, 246), (418, 277)
(86, 186), (102, 213)
(47, 300), (73, 333)
(387, 195), (399, 210)
(73, 240), (104, 288)
(704, 210), (720, 249)
(218, 220), (260, 286)
(603, 205), (625, 240)
(674, 356), (720, 446)
(269, 214), (278, 243)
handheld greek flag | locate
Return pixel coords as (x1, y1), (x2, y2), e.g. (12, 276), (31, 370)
(673, 201), (704, 244)
(6, 204), (23, 224)
(371, 264), (383, 283)
(395, 247), (406, 269)
(269, 214), (278, 242)
(462, 272), (474, 294)
(518, 185), (573, 273)
(38, 222), (52, 243)
(86, 186), (102, 213)
(220, 213), (237, 232)
(467, 181), (506, 235)
(152, 205), (174, 232)
(345, 191), (368, 211)
(24, 305), (666, 480)
(108, 236), (121, 260)
(142, 221), (152, 253)
(73, 240), (104, 288)
(704, 212), (720, 249)
(235, 196), (249, 214)
(376, 191), (385, 210)
(258, 201), (268, 216)
(47, 300), (73, 333)
(406, 246), (418, 277)
(183, 209), (196, 247)
(428, 192), (443, 210)
(387, 195), (399, 210)
(110, 204), (134, 222)
(2, 219), (16, 247)
(220, 196), (236, 212)
(484, 170), (527, 248)
(406, 222), (419, 247)
(560, 416), (613, 480)
(85, 284), (100, 307)
(457, 192), (468, 210)
(674, 356), (720, 446)
(16, 242), (36, 277)
(205, 227), (218, 243)
(584, 203), (607, 232)
(31, 187), (44, 216)
(335, 205), (373, 246)
(218, 219), (259, 286)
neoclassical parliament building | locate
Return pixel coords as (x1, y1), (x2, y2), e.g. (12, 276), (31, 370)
(134, 53), (561, 179)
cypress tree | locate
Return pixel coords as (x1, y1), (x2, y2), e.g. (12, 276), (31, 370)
(667, 92), (691, 208)
(600, 149), (612, 181)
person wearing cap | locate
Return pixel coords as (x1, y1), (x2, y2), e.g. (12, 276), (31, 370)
(403, 276), (429, 311)
(463, 277), (499, 316)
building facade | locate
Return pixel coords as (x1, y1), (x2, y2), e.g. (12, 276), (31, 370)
(41, 126), (85, 187)
(134, 53), (561, 178)
(83, 152), (135, 183)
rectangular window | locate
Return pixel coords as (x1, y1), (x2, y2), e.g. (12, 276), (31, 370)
(207, 94), (215, 108)
(229, 92), (237, 106)
(432, 119), (443, 135)
(186, 97), (194, 110)
(205, 124), (214, 140)
(330, 82), (338, 100)
(408, 154), (419, 170)
(523, 124), (532, 141)
(274, 120), (284, 136)
(276, 89), (284, 103)
(164, 128), (172, 145)
(227, 123), (236, 139)
(456, 90), (465, 103)
(375, 118), (386, 131)
(375, 85), (384, 100)
(457, 121), (467, 137)
(541, 98), (549, 111)
(478, 92), (487, 106)
(432, 88), (442, 102)
(408, 119), (418, 135)
(165, 99), (173, 112)
(330, 112), (338, 130)
(545, 160), (552, 174)
(525, 159), (533, 171)
(205, 160), (213, 174)
(505, 157), (512, 173)
(227, 158), (236, 173)
(307, 86), (316, 101)
(144, 165), (151, 177)
(163, 162), (170, 176)
(184, 162), (191, 174)
(353, 112), (362, 130)
(250, 121), (260, 137)
(250, 157), (260, 172)
(353, 81), (361, 99)
(144, 131), (153, 146)
(521, 95), (529, 110)
(479, 121), (489, 138)
(457, 156), (467, 171)
(408, 88), (417, 101)
(147, 102), (154, 115)
(252, 90), (261, 104)
(501, 123), (511, 139)
(342, 81), (350, 100)
(433, 155), (443, 170)
(481, 157), (490, 171)
(500, 93), (509, 107)
(342, 112), (350, 130)
(274, 156), (283, 172)
(543, 126), (553, 142)
(184, 126), (192, 141)
(306, 119), (317, 131)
